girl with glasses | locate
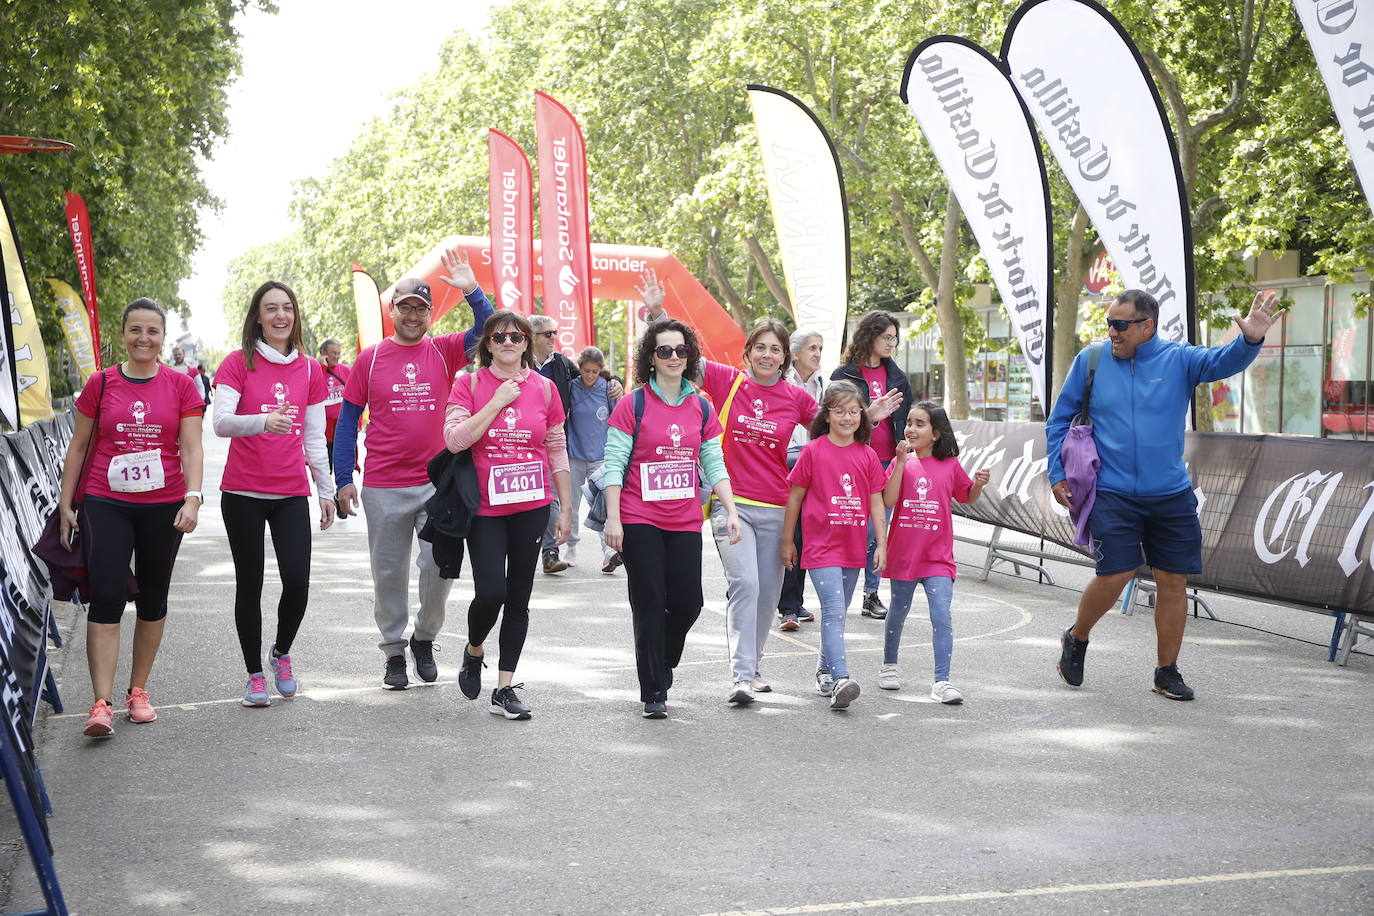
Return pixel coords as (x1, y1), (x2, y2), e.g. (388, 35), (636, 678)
(444, 311), (571, 720)
(602, 320), (741, 719)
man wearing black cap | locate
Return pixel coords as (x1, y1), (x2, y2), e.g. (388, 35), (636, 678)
(332, 246), (493, 689)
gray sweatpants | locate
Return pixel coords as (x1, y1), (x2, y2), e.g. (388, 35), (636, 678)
(712, 501), (787, 683)
(360, 483), (453, 657)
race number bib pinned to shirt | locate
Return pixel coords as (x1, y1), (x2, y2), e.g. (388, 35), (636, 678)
(488, 460), (546, 506)
(640, 460), (697, 502)
(107, 449), (165, 494)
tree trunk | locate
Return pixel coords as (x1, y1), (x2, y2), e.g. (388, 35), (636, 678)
(935, 194), (969, 420)
(744, 235), (793, 320)
(1054, 205), (1095, 397)
(706, 246), (751, 330)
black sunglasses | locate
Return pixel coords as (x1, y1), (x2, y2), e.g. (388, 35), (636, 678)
(1106, 317), (1150, 332)
(654, 345), (691, 359)
(536, 330), (557, 339)
(489, 332), (526, 344)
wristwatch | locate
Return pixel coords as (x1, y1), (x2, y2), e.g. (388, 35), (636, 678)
(184, 490), (204, 503)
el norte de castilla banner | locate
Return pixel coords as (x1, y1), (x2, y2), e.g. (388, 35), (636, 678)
(1294, 0), (1374, 216)
(1003, 0), (1195, 344)
(900, 37), (1054, 409)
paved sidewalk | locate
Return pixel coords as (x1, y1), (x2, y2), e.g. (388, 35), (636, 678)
(5, 433), (1372, 914)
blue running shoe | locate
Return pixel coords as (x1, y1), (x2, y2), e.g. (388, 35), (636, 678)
(268, 645), (297, 698)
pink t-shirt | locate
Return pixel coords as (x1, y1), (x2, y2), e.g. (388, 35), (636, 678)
(608, 386), (723, 532)
(448, 368), (566, 517)
(214, 350), (328, 496)
(701, 360), (816, 506)
(787, 436), (885, 569)
(344, 335), (473, 488)
(884, 455), (973, 581)
(859, 365), (896, 460)
(76, 366), (204, 504)
(321, 361), (351, 440)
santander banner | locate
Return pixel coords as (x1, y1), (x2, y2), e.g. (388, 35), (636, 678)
(387, 236), (746, 365)
(900, 37), (1054, 409)
(535, 92), (595, 358)
(1294, 0), (1374, 217)
(488, 129), (535, 315)
(746, 85), (849, 380)
(1003, 0), (1194, 343)
(63, 191), (102, 369)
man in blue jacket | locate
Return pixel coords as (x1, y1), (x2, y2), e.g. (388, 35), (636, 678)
(1045, 288), (1279, 700)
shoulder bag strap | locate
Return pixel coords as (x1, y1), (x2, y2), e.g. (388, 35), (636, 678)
(1075, 342), (1105, 426)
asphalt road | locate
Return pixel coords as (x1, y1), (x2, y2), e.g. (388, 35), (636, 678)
(4, 431), (1372, 914)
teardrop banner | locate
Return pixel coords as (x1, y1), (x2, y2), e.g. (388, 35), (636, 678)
(1294, 0), (1374, 216)
(534, 92), (596, 358)
(1002, 0), (1195, 343)
(488, 129), (535, 316)
(0, 183), (54, 426)
(900, 36), (1054, 408)
(351, 262), (387, 353)
(44, 278), (96, 381)
(63, 192), (102, 369)
(746, 84), (850, 380)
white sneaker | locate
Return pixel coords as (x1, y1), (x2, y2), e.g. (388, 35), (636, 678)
(829, 677), (860, 709)
(816, 671), (834, 697)
(878, 664), (900, 690)
(931, 681), (963, 704)
(729, 681), (755, 705)
(562, 544), (577, 567)
(752, 673), (772, 693)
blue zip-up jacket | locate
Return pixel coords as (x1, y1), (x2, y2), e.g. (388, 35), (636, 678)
(1045, 332), (1263, 498)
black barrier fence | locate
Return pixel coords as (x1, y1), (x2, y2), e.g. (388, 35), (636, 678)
(950, 421), (1374, 613)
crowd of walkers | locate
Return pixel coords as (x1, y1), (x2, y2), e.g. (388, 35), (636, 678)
(55, 258), (994, 734)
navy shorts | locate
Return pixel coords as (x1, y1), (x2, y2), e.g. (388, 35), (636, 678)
(1087, 488), (1203, 577)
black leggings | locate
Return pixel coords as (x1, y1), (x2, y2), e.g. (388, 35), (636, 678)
(221, 493), (311, 674)
(465, 505), (545, 673)
(621, 524), (704, 703)
(84, 497), (184, 624)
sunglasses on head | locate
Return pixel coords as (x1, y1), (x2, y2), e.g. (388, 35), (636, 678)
(489, 331), (526, 344)
(1106, 317), (1150, 332)
(655, 345), (690, 359)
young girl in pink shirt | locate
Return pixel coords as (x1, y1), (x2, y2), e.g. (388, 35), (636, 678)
(879, 402), (989, 704)
(781, 381), (888, 710)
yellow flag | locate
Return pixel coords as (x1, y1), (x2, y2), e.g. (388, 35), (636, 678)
(352, 263), (384, 353)
(45, 278), (96, 382)
(0, 184), (54, 426)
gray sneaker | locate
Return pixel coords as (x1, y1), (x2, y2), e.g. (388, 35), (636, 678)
(816, 671), (835, 697)
(829, 677), (860, 709)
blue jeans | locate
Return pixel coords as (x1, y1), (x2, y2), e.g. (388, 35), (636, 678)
(884, 576), (954, 681)
(810, 566), (860, 679)
(864, 460), (893, 594)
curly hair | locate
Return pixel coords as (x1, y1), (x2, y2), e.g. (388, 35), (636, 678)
(807, 380), (872, 445)
(911, 400), (959, 459)
(841, 310), (900, 367)
(477, 310), (535, 369)
(744, 318), (792, 377)
(633, 319), (701, 386)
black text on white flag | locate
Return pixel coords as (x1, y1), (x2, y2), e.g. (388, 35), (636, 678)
(1294, 0), (1374, 217)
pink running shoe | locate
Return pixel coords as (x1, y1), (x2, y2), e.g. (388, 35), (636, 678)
(83, 700), (114, 737)
(125, 687), (157, 723)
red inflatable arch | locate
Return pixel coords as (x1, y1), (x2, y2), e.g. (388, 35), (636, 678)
(382, 236), (746, 365)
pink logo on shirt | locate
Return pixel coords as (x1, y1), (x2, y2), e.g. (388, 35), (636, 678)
(272, 382), (288, 407)
(502, 407), (521, 430)
(403, 362), (418, 385)
(130, 400), (148, 425)
(917, 476), (930, 501)
(841, 473), (854, 498)
(751, 398), (766, 419)
(870, 380), (883, 399)
(668, 423), (683, 448)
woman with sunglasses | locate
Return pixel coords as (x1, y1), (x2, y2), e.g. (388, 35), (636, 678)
(603, 320), (741, 718)
(637, 275), (818, 704)
(830, 310), (911, 620)
(444, 311), (571, 720)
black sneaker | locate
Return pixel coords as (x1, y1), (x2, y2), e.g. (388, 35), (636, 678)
(410, 637), (439, 683)
(601, 552), (624, 574)
(383, 654), (409, 690)
(642, 700), (668, 719)
(797, 608), (815, 622)
(542, 549), (568, 574)
(779, 613), (800, 631)
(490, 684), (532, 719)
(1152, 664), (1195, 701)
(1057, 626), (1088, 687)
(861, 592), (887, 619)
(457, 647), (486, 700)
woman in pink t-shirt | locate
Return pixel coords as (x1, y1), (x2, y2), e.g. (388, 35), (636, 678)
(602, 320), (741, 719)
(879, 403), (989, 704)
(213, 281), (336, 709)
(829, 311), (913, 619)
(781, 381), (888, 710)
(444, 310), (571, 721)
(56, 299), (205, 738)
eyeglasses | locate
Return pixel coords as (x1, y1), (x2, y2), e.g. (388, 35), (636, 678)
(536, 330), (557, 339)
(654, 345), (690, 359)
(881, 334), (899, 344)
(489, 332), (526, 344)
(1106, 317), (1150, 332)
(394, 302), (432, 316)
(829, 406), (863, 418)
